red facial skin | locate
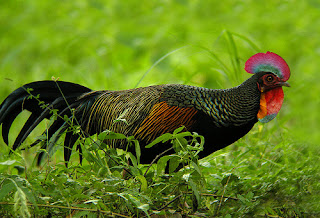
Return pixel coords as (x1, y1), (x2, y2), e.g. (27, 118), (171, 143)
(257, 73), (289, 122)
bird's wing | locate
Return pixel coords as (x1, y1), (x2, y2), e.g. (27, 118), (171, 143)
(67, 85), (201, 163)
(77, 86), (163, 142)
(133, 101), (198, 143)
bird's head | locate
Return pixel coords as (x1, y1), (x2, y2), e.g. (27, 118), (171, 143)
(245, 51), (290, 123)
(256, 72), (290, 93)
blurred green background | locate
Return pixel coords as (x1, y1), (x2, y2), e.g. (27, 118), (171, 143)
(1, 0), (319, 146)
(0, 2), (318, 164)
(1, 0), (320, 215)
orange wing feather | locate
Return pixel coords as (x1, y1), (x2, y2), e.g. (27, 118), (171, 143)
(134, 102), (198, 142)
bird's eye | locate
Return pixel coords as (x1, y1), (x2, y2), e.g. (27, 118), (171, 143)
(266, 75), (274, 82)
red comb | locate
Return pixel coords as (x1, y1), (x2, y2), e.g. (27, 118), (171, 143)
(245, 51), (290, 81)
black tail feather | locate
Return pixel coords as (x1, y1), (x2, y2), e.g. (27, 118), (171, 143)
(36, 124), (68, 166)
(35, 100), (88, 165)
(77, 144), (83, 164)
(13, 113), (39, 150)
(0, 80), (92, 164)
(0, 96), (31, 123)
(13, 95), (84, 150)
(1, 108), (22, 145)
(64, 131), (81, 165)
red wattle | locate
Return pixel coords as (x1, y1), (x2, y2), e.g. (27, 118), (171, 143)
(265, 87), (284, 116)
(258, 87), (284, 123)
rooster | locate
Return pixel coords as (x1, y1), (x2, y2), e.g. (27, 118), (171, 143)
(0, 52), (290, 164)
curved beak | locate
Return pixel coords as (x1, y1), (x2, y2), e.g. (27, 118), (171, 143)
(279, 81), (290, 87)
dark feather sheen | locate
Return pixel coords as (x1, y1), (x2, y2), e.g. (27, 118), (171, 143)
(0, 73), (266, 165)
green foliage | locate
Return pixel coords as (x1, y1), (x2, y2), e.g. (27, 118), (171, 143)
(1, 124), (319, 216)
(0, 0), (320, 217)
(0, 129), (206, 217)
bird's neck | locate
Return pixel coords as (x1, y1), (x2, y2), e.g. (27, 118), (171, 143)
(161, 80), (261, 127)
(200, 82), (260, 127)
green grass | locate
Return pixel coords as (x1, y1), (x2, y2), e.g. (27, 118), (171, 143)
(1, 0), (320, 217)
